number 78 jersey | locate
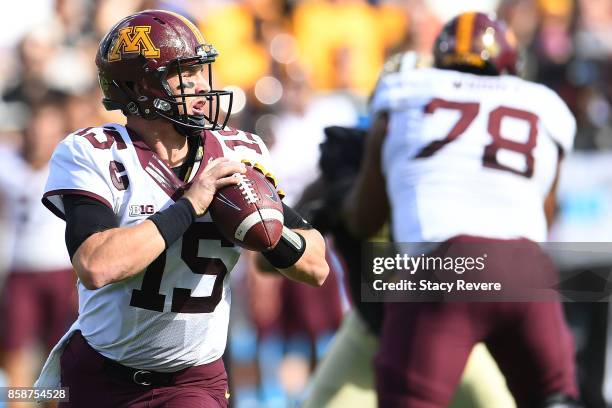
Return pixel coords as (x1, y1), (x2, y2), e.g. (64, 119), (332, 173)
(371, 68), (576, 243)
(42, 124), (273, 371)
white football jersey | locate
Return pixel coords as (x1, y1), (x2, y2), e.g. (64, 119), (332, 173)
(0, 148), (71, 272)
(371, 68), (576, 243)
(43, 124), (273, 371)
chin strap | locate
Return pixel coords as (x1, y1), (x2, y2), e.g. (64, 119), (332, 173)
(156, 108), (224, 139)
(156, 110), (207, 138)
(156, 109), (207, 128)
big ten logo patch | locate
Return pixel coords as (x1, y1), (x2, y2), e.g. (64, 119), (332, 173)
(129, 204), (156, 217)
(109, 26), (160, 61)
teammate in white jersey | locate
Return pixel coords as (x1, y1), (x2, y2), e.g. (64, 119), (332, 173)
(36, 10), (328, 408)
(303, 52), (515, 408)
(0, 98), (76, 405)
(344, 12), (580, 408)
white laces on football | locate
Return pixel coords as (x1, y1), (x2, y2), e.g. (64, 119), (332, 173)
(236, 173), (258, 204)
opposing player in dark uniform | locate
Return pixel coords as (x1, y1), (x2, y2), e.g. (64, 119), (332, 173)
(34, 10), (328, 408)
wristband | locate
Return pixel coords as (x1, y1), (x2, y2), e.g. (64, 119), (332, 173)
(262, 226), (307, 269)
(149, 198), (197, 248)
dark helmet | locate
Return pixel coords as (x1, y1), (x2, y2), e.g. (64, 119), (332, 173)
(433, 12), (519, 76)
(95, 10), (232, 132)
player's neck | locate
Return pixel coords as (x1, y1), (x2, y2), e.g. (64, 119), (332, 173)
(126, 116), (189, 167)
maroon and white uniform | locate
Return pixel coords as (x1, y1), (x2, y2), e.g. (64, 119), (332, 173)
(0, 148), (71, 273)
(371, 67), (579, 407)
(36, 124), (273, 388)
(0, 147), (75, 351)
(372, 67), (574, 244)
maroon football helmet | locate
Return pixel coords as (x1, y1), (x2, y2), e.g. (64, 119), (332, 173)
(96, 10), (232, 132)
(433, 12), (519, 76)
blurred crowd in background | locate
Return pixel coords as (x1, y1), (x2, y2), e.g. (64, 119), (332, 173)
(0, 0), (610, 407)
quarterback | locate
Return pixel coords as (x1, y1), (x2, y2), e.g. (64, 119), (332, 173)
(345, 12), (580, 408)
(35, 10), (328, 408)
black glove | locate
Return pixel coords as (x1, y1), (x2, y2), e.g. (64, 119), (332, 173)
(319, 126), (366, 182)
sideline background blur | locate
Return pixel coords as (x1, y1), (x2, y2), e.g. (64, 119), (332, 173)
(0, 0), (610, 407)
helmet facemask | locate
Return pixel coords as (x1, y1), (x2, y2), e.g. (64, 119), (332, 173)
(152, 45), (233, 134)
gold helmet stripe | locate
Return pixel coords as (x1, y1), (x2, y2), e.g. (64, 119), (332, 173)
(162, 10), (206, 45)
(456, 12), (476, 54)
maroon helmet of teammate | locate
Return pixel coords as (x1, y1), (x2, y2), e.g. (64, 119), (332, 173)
(434, 12), (519, 76)
(95, 10), (232, 133)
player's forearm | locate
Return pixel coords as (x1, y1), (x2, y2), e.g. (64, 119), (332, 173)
(277, 228), (329, 287)
(343, 168), (389, 238)
(544, 158), (562, 229)
(343, 114), (390, 238)
(72, 220), (165, 289)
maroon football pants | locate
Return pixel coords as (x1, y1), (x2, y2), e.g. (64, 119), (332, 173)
(375, 301), (578, 408)
(1, 269), (76, 351)
(59, 332), (229, 408)
(374, 237), (578, 408)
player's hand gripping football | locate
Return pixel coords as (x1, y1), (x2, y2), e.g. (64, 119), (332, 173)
(183, 157), (247, 217)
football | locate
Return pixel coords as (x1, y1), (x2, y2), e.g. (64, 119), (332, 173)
(209, 165), (284, 251)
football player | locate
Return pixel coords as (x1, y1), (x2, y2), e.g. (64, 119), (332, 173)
(0, 97), (76, 408)
(302, 53), (514, 408)
(344, 12), (581, 408)
(34, 10), (328, 408)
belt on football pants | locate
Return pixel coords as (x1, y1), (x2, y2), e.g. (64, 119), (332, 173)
(102, 358), (178, 387)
